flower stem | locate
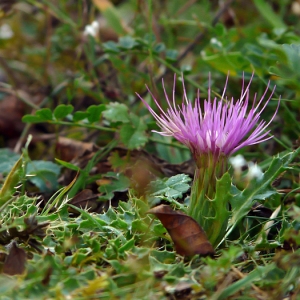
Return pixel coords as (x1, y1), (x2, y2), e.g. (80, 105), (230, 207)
(188, 153), (228, 246)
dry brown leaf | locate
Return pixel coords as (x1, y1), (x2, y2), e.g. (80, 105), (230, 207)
(148, 205), (215, 257)
(0, 95), (25, 139)
(92, 0), (112, 11)
(3, 241), (26, 275)
(56, 137), (96, 162)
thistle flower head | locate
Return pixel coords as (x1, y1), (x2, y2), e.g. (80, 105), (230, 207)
(138, 74), (279, 162)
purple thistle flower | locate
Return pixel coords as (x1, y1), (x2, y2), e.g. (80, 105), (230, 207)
(137, 74), (279, 161)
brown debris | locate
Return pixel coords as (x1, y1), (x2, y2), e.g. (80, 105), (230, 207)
(148, 205), (215, 257)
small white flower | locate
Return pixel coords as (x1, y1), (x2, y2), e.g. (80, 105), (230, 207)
(0, 24), (13, 39)
(210, 37), (222, 48)
(83, 20), (100, 38)
(229, 154), (247, 171)
(247, 162), (263, 180)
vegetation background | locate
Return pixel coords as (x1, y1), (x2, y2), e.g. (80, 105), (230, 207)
(0, 0), (299, 299)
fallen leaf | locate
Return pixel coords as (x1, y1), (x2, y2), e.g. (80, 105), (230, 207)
(148, 205), (215, 256)
(3, 241), (26, 275)
(92, 0), (112, 10)
(56, 137), (96, 162)
(0, 95), (25, 140)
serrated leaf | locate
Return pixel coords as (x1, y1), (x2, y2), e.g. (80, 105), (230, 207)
(102, 102), (130, 123)
(150, 174), (191, 200)
(120, 114), (148, 149)
(53, 104), (74, 119)
(108, 151), (127, 169)
(87, 104), (106, 123)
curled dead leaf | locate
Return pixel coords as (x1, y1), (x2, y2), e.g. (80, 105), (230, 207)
(148, 204), (215, 257)
(3, 241), (26, 275)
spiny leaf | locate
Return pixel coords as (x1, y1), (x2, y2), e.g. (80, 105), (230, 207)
(148, 174), (191, 206)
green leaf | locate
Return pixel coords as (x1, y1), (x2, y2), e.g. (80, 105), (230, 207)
(53, 104), (74, 119)
(73, 111), (90, 122)
(0, 155), (23, 206)
(253, 0), (287, 29)
(202, 52), (252, 76)
(87, 104), (106, 123)
(0, 149), (20, 174)
(150, 249), (176, 263)
(102, 102), (130, 123)
(149, 174), (191, 205)
(26, 161), (61, 192)
(166, 49), (178, 62)
(120, 114), (148, 149)
(103, 41), (120, 53)
(22, 115), (44, 123)
(153, 43), (166, 53)
(55, 159), (80, 171)
(282, 44), (300, 73)
(22, 108), (53, 123)
(99, 172), (130, 200)
(35, 108), (53, 121)
(119, 238), (135, 253)
(119, 36), (136, 50)
(144, 33), (156, 44)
